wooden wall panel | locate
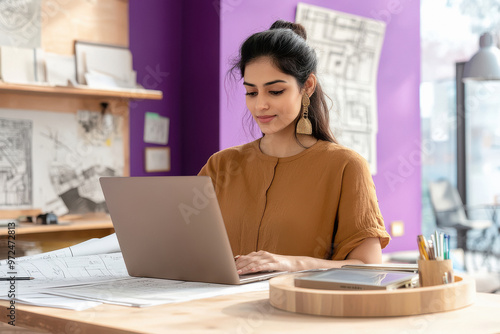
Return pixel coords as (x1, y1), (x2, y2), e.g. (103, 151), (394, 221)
(41, 0), (129, 55)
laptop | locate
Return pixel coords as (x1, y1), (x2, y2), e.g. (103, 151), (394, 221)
(99, 176), (284, 285)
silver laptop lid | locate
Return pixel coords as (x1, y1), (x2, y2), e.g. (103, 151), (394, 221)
(100, 176), (241, 285)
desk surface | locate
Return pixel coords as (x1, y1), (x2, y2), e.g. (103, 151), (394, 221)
(0, 291), (499, 333)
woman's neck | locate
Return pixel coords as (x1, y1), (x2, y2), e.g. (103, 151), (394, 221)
(259, 133), (318, 158)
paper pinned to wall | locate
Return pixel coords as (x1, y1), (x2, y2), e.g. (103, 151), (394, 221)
(296, 3), (386, 174)
(144, 112), (169, 145)
(0, 0), (41, 48)
(0, 108), (124, 215)
(145, 147), (170, 173)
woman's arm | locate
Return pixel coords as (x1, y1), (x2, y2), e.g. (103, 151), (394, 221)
(235, 237), (382, 275)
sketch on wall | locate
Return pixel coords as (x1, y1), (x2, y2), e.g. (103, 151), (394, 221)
(0, 117), (33, 207)
(0, 109), (124, 216)
(296, 3), (386, 174)
(0, 0), (41, 48)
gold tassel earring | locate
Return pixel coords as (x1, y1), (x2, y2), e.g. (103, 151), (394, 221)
(296, 93), (312, 135)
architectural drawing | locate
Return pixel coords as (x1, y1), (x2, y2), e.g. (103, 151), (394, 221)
(0, 0), (41, 48)
(0, 117), (32, 207)
(47, 111), (124, 215)
(296, 3), (385, 174)
(0, 109), (124, 215)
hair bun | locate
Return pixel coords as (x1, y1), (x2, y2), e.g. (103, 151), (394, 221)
(269, 20), (307, 40)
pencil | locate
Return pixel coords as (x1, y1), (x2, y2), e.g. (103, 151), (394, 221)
(417, 235), (429, 260)
(0, 277), (34, 281)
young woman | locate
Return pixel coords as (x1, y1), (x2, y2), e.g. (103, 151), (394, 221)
(199, 20), (390, 275)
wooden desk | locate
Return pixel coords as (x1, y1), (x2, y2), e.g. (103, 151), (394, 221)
(0, 215), (114, 255)
(0, 291), (499, 333)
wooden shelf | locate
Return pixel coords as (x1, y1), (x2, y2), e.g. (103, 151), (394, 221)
(0, 214), (114, 236)
(0, 81), (163, 100)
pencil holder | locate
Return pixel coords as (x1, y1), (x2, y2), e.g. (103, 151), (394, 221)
(418, 259), (453, 287)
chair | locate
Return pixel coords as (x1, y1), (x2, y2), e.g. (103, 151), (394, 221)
(428, 179), (494, 258)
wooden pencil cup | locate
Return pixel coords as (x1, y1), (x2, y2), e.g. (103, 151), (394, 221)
(418, 259), (453, 287)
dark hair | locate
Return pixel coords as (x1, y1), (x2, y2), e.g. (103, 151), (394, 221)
(231, 20), (336, 143)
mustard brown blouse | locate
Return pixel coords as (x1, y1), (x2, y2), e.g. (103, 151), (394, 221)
(198, 139), (390, 260)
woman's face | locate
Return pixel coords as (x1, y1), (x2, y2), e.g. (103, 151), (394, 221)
(243, 57), (303, 137)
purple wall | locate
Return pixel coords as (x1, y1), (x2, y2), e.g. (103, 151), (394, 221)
(129, 0), (220, 177)
(180, 0), (220, 176)
(129, 0), (183, 176)
(219, 1), (421, 253)
(129, 1), (421, 253)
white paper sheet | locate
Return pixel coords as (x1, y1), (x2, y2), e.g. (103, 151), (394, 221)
(0, 46), (36, 83)
(45, 52), (76, 86)
(144, 112), (169, 145)
(34, 48), (46, 82)
(85, 69), (137, 89)
(48, 277), (269, 307)
(0, 253), (129, 296)
(145, 147), (170, 172)
(75, 42), (133, 86)
(11, 293), (102, 311)
(0, 233), (120, 265)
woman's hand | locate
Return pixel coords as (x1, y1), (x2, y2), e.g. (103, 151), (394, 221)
(234, 238), (382, 275)
(234, 250), (297, 275)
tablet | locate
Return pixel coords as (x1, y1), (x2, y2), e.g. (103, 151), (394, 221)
(294, 268), (419, 291)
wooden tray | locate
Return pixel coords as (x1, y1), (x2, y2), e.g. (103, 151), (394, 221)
(269, 273), (476, 317)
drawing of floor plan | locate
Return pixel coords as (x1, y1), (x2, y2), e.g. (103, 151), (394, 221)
(296, 3), (386, 174)
(0, 117), (32, 206)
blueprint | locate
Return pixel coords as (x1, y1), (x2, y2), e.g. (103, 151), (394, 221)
(48, 277), (269, 307)
(0, 0), (41, 48)
(0, 236), (269, 309)
(296, 3), (386, 174)
(0, 253), (129, 295)
(0, 234), (124, 310)
(0, 109), (124, 214)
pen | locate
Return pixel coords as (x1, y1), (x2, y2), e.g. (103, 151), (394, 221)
(0, 277), (34, 281)
(444, 234), (450, 260)
(430, 234), (437, 259)
(427, 239), (435, 260)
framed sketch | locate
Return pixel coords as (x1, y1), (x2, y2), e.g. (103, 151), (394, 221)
(0, 108), (126, 216)
(74, 41), (135, 88)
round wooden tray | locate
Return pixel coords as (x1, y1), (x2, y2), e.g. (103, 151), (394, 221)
(269, 273), (476, 317)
